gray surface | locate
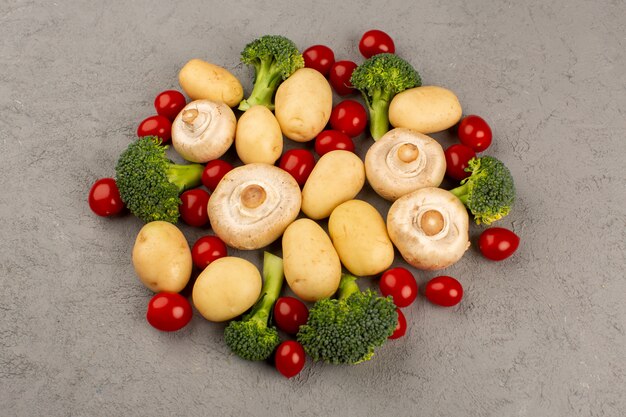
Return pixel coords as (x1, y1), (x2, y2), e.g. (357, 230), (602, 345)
(1, 0), (625, 416)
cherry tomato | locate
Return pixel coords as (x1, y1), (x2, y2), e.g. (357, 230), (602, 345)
(424, 276), (463, 307)
(303, 45), (335, 77)
(88, 178), (124, 217)
(278, 149), (316, 187)
(275, 341), (306, 378)
(315, 130), (355, 156)
(479, 227), (520, 261)
(191, 235), (227, 269)
(458, 115), (493, 152)
(359, 29), (395, 58)
(379, 267), (418, 308)
(179, 189), (210, 227)
(445, 144), (477, 181)
(154, 90), (186, 121)
(146, 292), (193, 332)
(137, 115), (172, 143)
(329, 100), (367, 137)
(201, 160), (233, 192)
(389, 308), (406, 339)
(329, 60), (358, 96)
(273, 297), (309, 335)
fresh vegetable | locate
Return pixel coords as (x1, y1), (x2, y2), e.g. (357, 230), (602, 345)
(137, 115), (172, 143)
(479, 227), (520, 261)
(224, 252), (284, 361)
(314, 130), (355, 156)
(329, 60), (358, 96)
(278, 149), (316, 187)
(389, 308), (406, 339)
(449, 156), (515, 225)
(297, 274), (397, 364)
(179, 188), (210, 227)
(235, 105), (283, 165)
(379, 268), (418, 308)
(274, 297), (309, 335)
(445, 144), (476, 181)
(154, 90), (186, 121)
(424, 276), (463, 307)
(389, 86), (462, 134)
(201, 159), (233, 192)
(88, 178), (124, 217)
(275, 341), (306, 378)
(238, 35), (304, 111)
(146, 292), (193, 332)
(359, 29), (395, 58)
(303, 44), (335, 77)
(458, 115), (492, 152)
(178, 58), (244, 108)
(329, 99), (367, 137)
(191, 235), (227, 270)
(115, 137), (203, 223)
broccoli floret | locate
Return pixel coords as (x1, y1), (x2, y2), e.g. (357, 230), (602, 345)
(297, 274), (397, 365)
(449, 156), (516, 225)
(115, 136), (204, 223)
(238, 35), (304, 111)
(224, 252), (284, 361)
(350, 53), (421, 140)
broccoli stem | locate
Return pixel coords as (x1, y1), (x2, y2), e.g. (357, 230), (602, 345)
(449, 182), (470, 205)
(246, 252), (284, 325)
(338, 274), (360, 301)
(239, 60), (283, 111)
(368, 90), (392, 140)
(166, 163), (204, 193)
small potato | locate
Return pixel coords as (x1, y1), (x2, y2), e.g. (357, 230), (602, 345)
(301, 150), (365, 220)
(192, 257), (262, 322)
(282, 219), (341, 302)
(329, 200), (394, 276)
(235, 105), (283, 164)
(389, 86), (462, 134)
(179, 59), (244, 108)
(274, 68), (332, 142)
(132, 221), (192, 293)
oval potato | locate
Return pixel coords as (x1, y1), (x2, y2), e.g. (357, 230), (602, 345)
(235, 105), (283, 164)
(179, 59), (244, 108)
(282, 219), (341, 301)
(389, 86), (462, 134)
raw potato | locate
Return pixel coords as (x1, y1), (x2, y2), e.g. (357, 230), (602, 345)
(179, 59), (244, 108)
(274, 68), (332, 142)
(329, 200), (394, 276)
(192, 257), (262, 322)
(282, 219), (341, 302)
(389, 86), (462, 134)
(301, 150), (365, 220)
(132, 221), (192, 293)
(235, 105), (283, 164)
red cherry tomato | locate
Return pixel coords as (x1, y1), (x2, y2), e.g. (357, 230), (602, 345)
(479, 227), (520, 261)
(273, 297), (309, 335)
(137, 115), (172, 143)
(389, 308), (406, 339)
(275, 341), (306, 378)
(201, 160), (233, 192)
(424, 276), (463, 307)
(329, 100), (367, 137)
(445, 144), (477, 181)
(379, 267), (418, 308)
(458, 115), (493, 152)
(146, 292), (193, 332)
(303, 45), (335, 77)
(278, 149), (316, 187)
(359, 30), (395, 58)
(88, 178), (124, 217)
(329, 60), (358, 96)
(191, 235), (227, 269)
(154, 90), (187, 121)
(315, 130), (355, 156)
(179, 189), (210, 227)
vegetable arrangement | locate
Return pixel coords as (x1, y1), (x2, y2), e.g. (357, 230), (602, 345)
(88, 30), (522, 378)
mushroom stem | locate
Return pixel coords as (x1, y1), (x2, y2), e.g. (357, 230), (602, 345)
(241, 184), (267, 209)
(397, 143), (419, 163)
(182, 108), (210, 131)
(420, 209), (444, 236)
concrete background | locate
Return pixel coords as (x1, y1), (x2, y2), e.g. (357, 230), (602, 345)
(1, 0), (625, 416)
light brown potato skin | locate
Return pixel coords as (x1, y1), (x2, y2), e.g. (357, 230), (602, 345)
(132, 221), (192, 293)
(179, 59), (244, 108)
(282, 219), (341, 301)
(235, 105), (283, 164)
(389, 86), (462, 134)
(274, 68), (332, 142)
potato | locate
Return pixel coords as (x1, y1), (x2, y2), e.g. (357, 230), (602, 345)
(179, 59), (244, 108)
(301, 150), (365, 220)
(132, 221), (192, 293)
(235, 105), (283, 164)
(329, 200), (394, 276)
(274, 68), (332, 142)
(282, 219), (341, 301)
(192, 257), (262, 322)
(389, 86), (462, 134)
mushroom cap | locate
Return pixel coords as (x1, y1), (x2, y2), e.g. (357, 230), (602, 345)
(365, 128), (446, 201)
(208, 163), (301, 250)
(387, 187), (470, 270)
(171, 99), (236, 163)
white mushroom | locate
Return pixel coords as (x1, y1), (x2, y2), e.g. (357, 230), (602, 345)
(387, 187), (470, 270)
(208, 163), (301, 250)
(365, 128), (446, 201)
(171, 99), (236, 163)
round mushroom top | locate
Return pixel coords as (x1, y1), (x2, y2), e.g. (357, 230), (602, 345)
(208, 163), (301, 250)
(365, 128), (446, 201)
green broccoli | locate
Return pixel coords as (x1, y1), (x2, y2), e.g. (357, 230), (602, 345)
(224, 252), (284, 361)
(449, 156), (516, 225)
(350, 53), (421, 140)
(297, 274), (397, 365)
(238, 35), (304, 111)
(115, 136), (204, 223)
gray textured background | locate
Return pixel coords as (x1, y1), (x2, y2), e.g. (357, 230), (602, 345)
(1, 0), (625, 416)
